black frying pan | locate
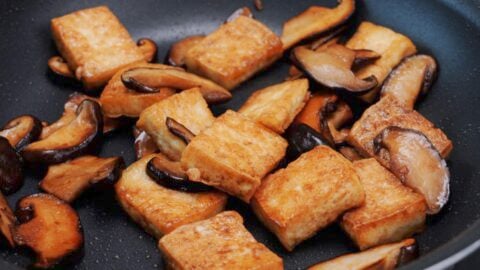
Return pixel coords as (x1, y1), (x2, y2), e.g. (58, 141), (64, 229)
(1, 0), (480, 269)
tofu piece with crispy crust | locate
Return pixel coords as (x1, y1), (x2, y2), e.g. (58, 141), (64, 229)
(158, 211), (283, 270)
(115, 154), (227, 238)
(51, 6), (145, 89)
(184, 16), (283, 90)
(100, 63), (176, 118)
(347, 95), (452, 164)
(341, 159), (426, 250)
(239, 79), (310, 133)
(137, 88), (215, 161)
(346, 21), (417, 103)
(181, 110), (288, 202)
(251, 146), (365, 251)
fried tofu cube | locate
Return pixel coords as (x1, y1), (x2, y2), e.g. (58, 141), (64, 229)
(251, 146), (365, 251)
(239, 79), (310, 133)
(341, 159), (426, 250)
(346, 21), (417, 103)
(115, 154), (227, 238)
(159, 211), (283, 270)
(347, 95), (453, 162)
(51, 6), (145, 89)
(137, 88), (215, 161)
(184, 16), (283, 89)
(100, 63), (176, 118)
(181, 110), (288, 202)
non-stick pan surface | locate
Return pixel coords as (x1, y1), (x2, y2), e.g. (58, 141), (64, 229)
(1, 0), (480, 269)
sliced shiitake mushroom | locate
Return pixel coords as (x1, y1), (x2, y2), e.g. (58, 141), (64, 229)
(339, 146), (363, 161)
(146, 155), (213, 192)
(166, 117), (196, 144)
(374, 127), (450, 214)
(137, 38), (158, 63)
(39, 156), (125, 203)
(353, 49), (381, 67)
(380, 55), (438, 109)
(308, 238), (418, 270)
(121, 67), (232, 104)
(226, 7), (253, 23)
(41, 92), (122, 139)
(133, 127), (159, 160)
(281, 0), (355, 49)
(285, 123), (327, 161)
(0, 192), (16, 247)
(0, 115), (42, 151)
(168, 35), (205, 67)
(13, 193), (84, 268)
(47, 56), (74, 78)
(0, 137), (23, 195)
(22, 100), (103, 164)
(293, 46), (378, 93)
(309, 26), (345, 51)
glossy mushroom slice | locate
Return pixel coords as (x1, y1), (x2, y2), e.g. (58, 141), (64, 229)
(0, 115), (42, 151)
(353, 49), (381, 67)
(0, 137), (23, 195)
(373, 127), (450, 214)
(13, 193), (84, 269)
(168, 35), (205, 67)
(281, 0), (355, 49)
(380, 55), (438, 109)
(133, 127), (159, 160)
(41, 92), (122, 139)
(309, 238), (418, 270)
(121, 67), (232, 104)
(293, 46), (378, 93)
(39, 156), (125, 203)
(285, 123), (327, 161)
(47, 56), (74, 78)
(146, 155), (213, 193)
(137, 38), (158, 62)
(0, 192), (16, 247)
(225, 7), (253, 23)
(166, 117), (196, 144)
(22, 100), (103, 164)
(339, 146), (363, 162)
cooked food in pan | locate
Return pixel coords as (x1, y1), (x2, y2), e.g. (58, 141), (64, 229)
(0, 1), (455, 269)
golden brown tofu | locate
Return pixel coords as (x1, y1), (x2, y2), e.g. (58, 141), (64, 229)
(341, 159), (426, 250)
(159, 211), (283, 270)
(181, 110), (288, 202)
(239, 79), (310, 133)
(347, 95), (453, 162)
(99, 63), (176, 118)
(51, 6), (145, 89)
(137, 88), (215, 161)
(346, 21), (417, 102)
(185, 16), (283, 89)
(115, 154), (227, 238)
(251, 146), (365, 251)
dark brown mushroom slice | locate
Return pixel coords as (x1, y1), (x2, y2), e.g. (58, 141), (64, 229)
(133, 127), (159, 160)
(293, 46), (378, 93)
(338, 146), (363, 161)
(285, 123), (327, 161)
(168, 35), (205, 67)
(146, 155), (213, 192)
(353, 49), (381, 67)
(47, 56), (74, 78)
(226, 7), (253, 23)
(319, 100), (353, 146)
(41, 92), (121, 138)
(39, 156), (125, 203)
(21, 100), (103, 164)
(121, 67), (232, 104)
(373, 126), (450, 214)
(0, 115), (42, 151)
(0, 192), (16, 247)
(166, 117), (196, 144)
(0, 137), (23, 195)
(13, 193), (84, 269)
(308, 238), (418, 270)
(281, 0), (355, 49)
(328, 101), (353, 129)
(380, 55), (438, 109)
(137, 38), (158, 63)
